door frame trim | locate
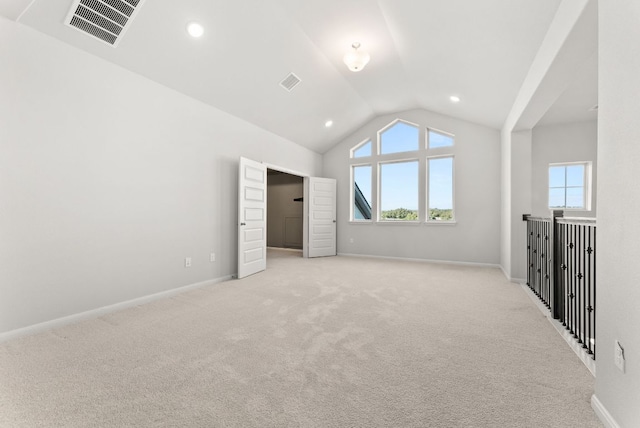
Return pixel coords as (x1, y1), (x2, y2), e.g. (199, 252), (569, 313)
(263, 163), (311, 258)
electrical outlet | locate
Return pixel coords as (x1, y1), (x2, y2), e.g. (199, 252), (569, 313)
(185, 257), (192, 268)
(210, 253), (216, 262)
(615, 340), (625, 373)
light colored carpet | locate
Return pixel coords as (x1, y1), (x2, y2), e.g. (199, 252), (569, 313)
(0, 249), (602, 427)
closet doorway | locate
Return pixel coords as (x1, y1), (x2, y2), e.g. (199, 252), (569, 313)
(266, 169), (304, 254)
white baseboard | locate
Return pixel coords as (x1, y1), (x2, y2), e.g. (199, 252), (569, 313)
(337, 252), (500, 269)
(267, 247), (303, 252)
(0, 275), (234, 344)
(499, 264), (510, 280)
(591, 395), (621, 428)
(519, 282), (596, 376)
(497, 264), (526, 284)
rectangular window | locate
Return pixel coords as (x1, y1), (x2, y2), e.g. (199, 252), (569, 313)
(352, 165), (372, 220)
(428, 156), (454, 221)
(549, 162), (590, 210)
(379, 160), (419, 221)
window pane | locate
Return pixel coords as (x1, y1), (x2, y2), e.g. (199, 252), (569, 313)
(566, 187), (585, 209)
(428, 157), (454, 220)
(549, 188), (565, 208)
(380, 122), (419, 155)
(549, 166), (565, 188)
(380, 161), (418, 221)
(353, 165), (372, 220)
(428, 129), (454, 149)
(566, 164), (585, 187)
(353, 140), (372, 158)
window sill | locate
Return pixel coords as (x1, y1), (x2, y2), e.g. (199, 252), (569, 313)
(377, 220), (421, 226)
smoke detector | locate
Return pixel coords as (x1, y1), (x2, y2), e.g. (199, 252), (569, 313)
(65, 0), (146, 47)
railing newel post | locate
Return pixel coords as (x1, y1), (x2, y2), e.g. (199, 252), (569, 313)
(550, 210), (564, 320)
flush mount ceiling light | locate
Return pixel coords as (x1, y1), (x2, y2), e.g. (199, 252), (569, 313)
(343, 42), (370, 72)
(450, 95), (461, 103)
(325, 120), (334, 128)
(187, 22), (204, 38)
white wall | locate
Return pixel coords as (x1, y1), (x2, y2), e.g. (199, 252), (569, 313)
(323, 109), (501, 265)
(509, 131), (532, 282)
(593, 1), (640, 426)
(0, 18), (321, 334)
(500, 128), (512, 278)
(267, 173), (303, 249)
(500, 0), (595, 283)
(531, 121), (597, 218)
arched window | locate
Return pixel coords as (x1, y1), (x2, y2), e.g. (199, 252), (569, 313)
(379, 120), (419, 155)
(351, 139), (372, 158)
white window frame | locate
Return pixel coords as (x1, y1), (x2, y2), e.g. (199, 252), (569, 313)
(351, 163), (373, 222)
(351, 139), (373, 159)
(348, 119), (456, 225)
(426, 155), (455, 222)
(377, 119), (420, 156)
(427, 127), (455, 150)
(548, 161), (592, 211)
(378, 158), (420, 223)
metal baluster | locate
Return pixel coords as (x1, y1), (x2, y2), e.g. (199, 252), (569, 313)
(560, 224), (569, 327)
(579, 225), (585, 346)
(533, 221), (540, 296)
(527, 220), (531, 290)
(546, 221), (551, 307)
(530, 220), (535, 293)
(546, 222), (550, 307)
(576, 224), (581, 343)
(571, 224), (579, 339)
(567, 224), (576, 335)
(580, 224), (589, 349)
(543, 222), (547, 306)
(533, 221), (539, 296)
(585, 226), (593, 354)
(537, 222), (542, 299)
(593, 227), (597, 360)
(566, 224), (573, 333)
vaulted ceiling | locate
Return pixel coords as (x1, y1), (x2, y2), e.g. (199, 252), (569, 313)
(1, 0), (597, 153)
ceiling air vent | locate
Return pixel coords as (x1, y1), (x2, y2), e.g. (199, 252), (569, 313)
(280, 73), (301, 92)
(65, 0), (146, 47)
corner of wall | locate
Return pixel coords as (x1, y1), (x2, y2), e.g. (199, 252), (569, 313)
(591, 395), (621, 428)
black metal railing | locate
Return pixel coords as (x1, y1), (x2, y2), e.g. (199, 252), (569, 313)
(525, 212), (596, 359)
(526, 216), (552, 309)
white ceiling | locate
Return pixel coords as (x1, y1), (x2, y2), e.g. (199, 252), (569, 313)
(2, 0), (597, 153)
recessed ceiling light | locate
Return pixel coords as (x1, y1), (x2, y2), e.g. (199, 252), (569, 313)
(450, 95), (461, 103)
(187, 22), (204, 38)
(325, 120), (334, 128)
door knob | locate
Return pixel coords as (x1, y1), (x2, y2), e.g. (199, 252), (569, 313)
(240, 222), (246, 226)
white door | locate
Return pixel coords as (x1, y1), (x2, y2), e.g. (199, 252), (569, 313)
(237, 157), (267, 278)
(307, 177), (337, 258)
